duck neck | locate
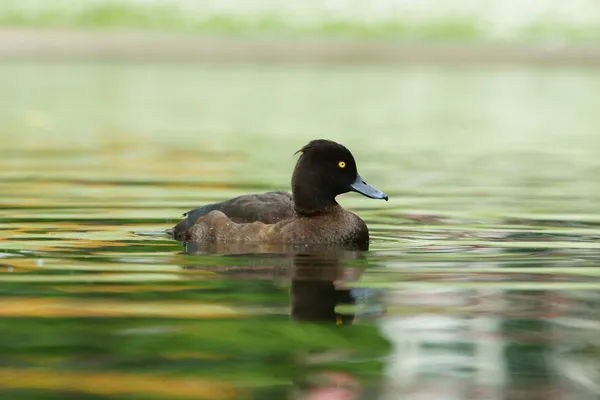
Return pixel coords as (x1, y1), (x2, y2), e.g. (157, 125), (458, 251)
(292, 184), (338, 216)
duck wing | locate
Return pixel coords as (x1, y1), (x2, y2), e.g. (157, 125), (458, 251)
(168, 191), (294, 240)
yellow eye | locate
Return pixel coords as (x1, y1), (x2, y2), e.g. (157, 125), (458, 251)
(338, 161), (346, 168)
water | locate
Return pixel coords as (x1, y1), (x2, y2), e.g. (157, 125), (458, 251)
(1, 62), (600, 399)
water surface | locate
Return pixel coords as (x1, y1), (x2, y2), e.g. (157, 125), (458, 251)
(1, 62), (600, 399)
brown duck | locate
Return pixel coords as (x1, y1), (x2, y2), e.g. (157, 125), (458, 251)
(168, 139), (388, 248)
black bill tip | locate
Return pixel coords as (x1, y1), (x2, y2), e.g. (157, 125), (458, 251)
(349, 175), (388, 201)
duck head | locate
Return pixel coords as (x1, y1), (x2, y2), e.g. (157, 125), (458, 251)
(292, 139), (388, 215)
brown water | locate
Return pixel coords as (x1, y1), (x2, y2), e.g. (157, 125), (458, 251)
(1, 62), (600, 399)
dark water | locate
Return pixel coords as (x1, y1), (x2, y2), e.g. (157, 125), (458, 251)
(1, 62), (600, 399)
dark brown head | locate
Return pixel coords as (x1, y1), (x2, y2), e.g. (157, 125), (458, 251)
(292, 139), (388, 215)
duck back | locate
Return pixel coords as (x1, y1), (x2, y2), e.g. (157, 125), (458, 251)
(168, 191), (294, 240)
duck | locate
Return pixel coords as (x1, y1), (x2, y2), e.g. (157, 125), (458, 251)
(168, 139), (388, 248)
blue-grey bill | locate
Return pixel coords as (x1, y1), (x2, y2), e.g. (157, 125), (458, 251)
(349, 175), (388, 201)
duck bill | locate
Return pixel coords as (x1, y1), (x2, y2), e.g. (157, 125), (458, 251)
(349, 175), (388, 201)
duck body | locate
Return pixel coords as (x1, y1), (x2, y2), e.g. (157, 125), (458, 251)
(184, 204), (369, 247)
(168, 139), (387, 248)
(170, 191), (294, 240)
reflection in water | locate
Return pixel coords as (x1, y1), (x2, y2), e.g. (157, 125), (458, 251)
(291, 254), (358, 325)
(177, 242), (600, 400)
(554, 291), (600, 398)
(290, 254), (366, 400)
(378, 248), (600, 400)
(183, 241), (383, 400)
(183, 241), (371, 325)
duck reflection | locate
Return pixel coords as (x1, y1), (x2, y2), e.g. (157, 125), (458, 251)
(290, 251), (363, 325)
(181, 241), (382, 400)
(183, 240), (367, 325)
